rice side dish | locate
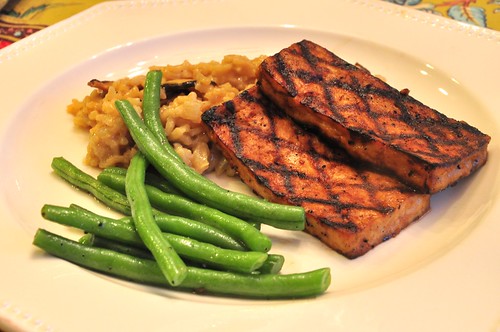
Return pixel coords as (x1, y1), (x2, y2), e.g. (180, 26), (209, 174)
(67, 55), (266, 174)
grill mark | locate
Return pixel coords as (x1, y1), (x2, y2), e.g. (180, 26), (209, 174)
(282, 53), (480, 164)
(265, 101), (296, 196)
(245, 148), (402, 214)
(236, 90), (396, 216)
(223, 100), (243, 159)
(298, 41), (318, 67)
(205, 87), (415, 233)
(298, 194), (394, 215)
(349, 75), (387, 136)
(294, 43), (387, 137)
(298, 41), (345, 125)
(277, 40), (486, 165)
(270, 66), (458, 164)
(317, 217), (358, 232)
(275, 54), (297, 97)
(389, 93), (445, 157)
(306, 130), (340, 203)
(310, 41), (489, 166)
(300, 126), (379, 211)
(239, 90), (300, 196)
(241, 157), (308, 180)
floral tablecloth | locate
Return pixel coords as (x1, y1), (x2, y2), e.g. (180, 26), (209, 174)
(0, 0), (499, 49)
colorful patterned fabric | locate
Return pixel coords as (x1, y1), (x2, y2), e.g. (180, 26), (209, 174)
(1, 0), (499, 49)
(0, 0), (104, 48)
(384, 0), (500, 30)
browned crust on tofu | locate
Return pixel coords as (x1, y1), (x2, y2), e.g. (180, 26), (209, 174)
(201, 87), (430, 258)
(258, 39), (491, 194)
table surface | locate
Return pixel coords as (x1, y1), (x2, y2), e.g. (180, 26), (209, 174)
(0, 0), (499, 49)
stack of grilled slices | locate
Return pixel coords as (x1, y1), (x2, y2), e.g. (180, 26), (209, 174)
(201, 40), (491, 259)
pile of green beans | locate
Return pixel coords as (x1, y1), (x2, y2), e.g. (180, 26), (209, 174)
(97, 167), (271, 252)
(33, 69), (331, 299)
(41, 204), (268, 274)
(125, 152), (187, 286)
(51, 156), (271, 253)
(34, 229), (330, 299)
(114, 101), (305, 230)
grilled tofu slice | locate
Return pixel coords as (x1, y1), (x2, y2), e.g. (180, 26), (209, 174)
(258, 40), (491, 194)
(202, 86), (430, 258)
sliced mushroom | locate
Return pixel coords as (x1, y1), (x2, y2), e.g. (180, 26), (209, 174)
(87, 79), (114, 92)
(162, 79), (197, 96)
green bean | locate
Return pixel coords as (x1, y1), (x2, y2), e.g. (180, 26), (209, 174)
(50, 158), (244, 250)
(48, 157), (264, 252)
(98, 171), (271, 252)
(75, 202), (245, 251)
(35, 228), (169, 284)
(115, 99), (305, 231)
(99, 166), (182, 195)
(125, 152), (186, 286)
(78, 233), (94, 245)
(101, 168), (263, 230)
(51, 157), (130, 214)
(42, 204), (140, 243)
(80, 233), (154, 260)
(83, 233), (268, 274)
(161, 233), (267, 273)
(141, 69), (185, 165)
(85, 233), (263, 272)
(185, 265), (331, 299)
(143, 70), (167, 144)
(53, 157), (265, 252)
(139, 214), (245, 251)
(41, 204), (266, 273)
(256, 254), (285, 275)
(87, 234), (276, 274)
(33, 229), (331, 299)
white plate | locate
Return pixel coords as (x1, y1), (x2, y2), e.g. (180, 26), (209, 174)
(1, 0), (499, 331)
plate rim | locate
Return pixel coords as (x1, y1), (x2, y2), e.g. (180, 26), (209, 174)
(1, 1), (499, 331)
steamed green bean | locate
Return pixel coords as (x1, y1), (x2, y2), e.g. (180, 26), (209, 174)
(51, 157), (130, 214)
(73, 202), (245, 251)
(98, 171), (271, 252)
(51, 157), (257, 251)
(80, 233), (154, 260)
(125, 152), (186, 286)
(114, 99), (305, 231)
(34, 229), (331, 299)
(41, 204), (267, 273)
(142, 70), (168, 145)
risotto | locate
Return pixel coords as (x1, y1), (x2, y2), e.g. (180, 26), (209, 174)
(67, 54), (266, 174)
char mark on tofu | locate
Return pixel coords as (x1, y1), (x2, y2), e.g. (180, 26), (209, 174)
(258, 39), (491, 193)
(202, 86), (430, 258)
